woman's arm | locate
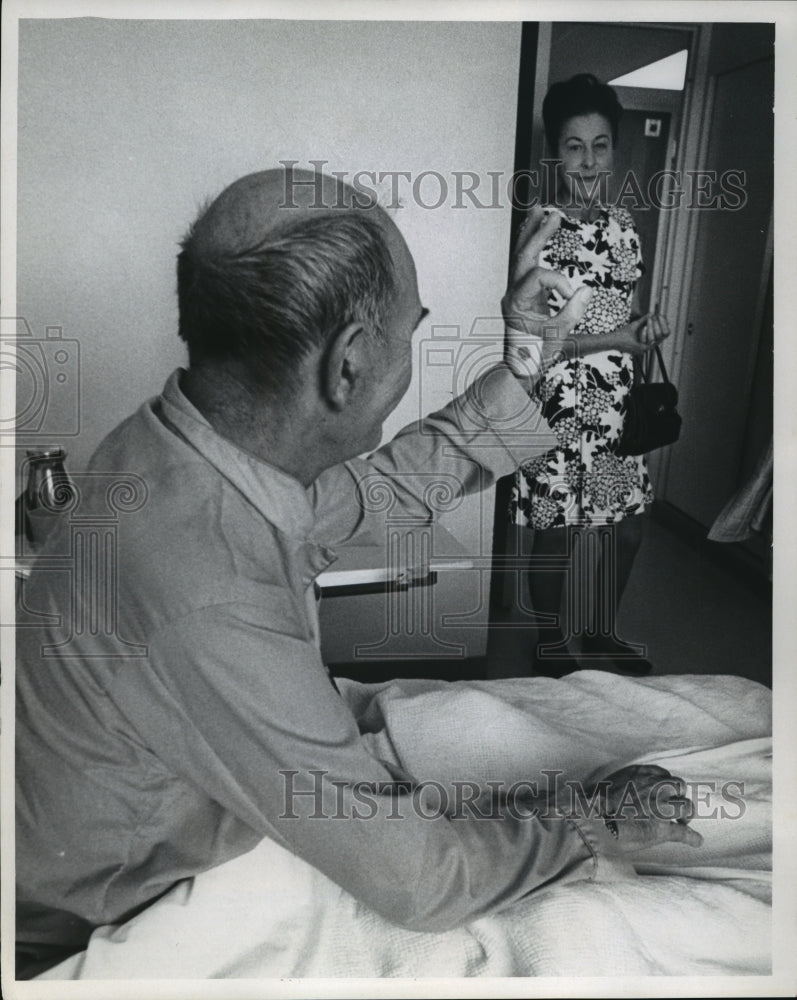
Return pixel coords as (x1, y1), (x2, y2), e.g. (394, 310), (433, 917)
(511, 314), (667, 373)
(563, 313), (669, 361)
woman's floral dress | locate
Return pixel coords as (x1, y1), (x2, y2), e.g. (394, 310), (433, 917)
(511, 205), (654, 529)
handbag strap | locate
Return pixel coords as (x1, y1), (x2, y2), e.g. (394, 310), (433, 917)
(634, 344), (672, 385)
(650, 344), (672, 383)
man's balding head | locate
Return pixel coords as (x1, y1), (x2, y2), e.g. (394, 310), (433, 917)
(188, 168), (380, 257)
(176, 167), (400, 395)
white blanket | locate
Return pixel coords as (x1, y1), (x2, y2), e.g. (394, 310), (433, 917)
(40, 671), (772, 979)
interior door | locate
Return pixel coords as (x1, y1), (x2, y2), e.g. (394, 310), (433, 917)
(611, 107), (672, 311)
(659, 30), (774, 533)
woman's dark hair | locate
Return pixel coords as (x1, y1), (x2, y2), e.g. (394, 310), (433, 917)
(542, 73), (623, 152)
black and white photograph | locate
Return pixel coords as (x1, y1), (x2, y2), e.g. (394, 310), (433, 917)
(1, 1), (795, 996)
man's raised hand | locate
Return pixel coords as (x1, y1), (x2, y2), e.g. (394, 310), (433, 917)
(501, 207), (592, 381)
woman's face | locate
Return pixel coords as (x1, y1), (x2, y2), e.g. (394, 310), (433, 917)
(555, 112), (614, 205)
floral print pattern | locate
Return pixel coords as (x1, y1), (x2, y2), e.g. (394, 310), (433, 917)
(511, 205), (654, 528)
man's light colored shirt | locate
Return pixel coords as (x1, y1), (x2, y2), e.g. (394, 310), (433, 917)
(16, 366), (601, 952)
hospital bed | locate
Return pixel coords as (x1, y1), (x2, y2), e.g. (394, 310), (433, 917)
(35, 667), (771, 980)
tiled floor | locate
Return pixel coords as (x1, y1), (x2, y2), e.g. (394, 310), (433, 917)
(487, 517), (772, 687)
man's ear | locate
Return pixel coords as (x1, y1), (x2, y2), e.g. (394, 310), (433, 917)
(322, 322), (367, 409)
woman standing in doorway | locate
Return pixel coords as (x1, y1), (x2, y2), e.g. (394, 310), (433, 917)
(510, 73), (662, 677)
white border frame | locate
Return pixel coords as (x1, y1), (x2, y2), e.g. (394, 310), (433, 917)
(2, 3), (795, 998)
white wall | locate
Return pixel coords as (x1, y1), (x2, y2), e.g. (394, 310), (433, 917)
(17, 18), (522, 655)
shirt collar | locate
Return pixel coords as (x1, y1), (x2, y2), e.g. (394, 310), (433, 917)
(156, 368), (322, 545)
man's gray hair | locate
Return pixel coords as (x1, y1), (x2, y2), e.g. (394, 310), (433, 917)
(177, 211), (396, 393)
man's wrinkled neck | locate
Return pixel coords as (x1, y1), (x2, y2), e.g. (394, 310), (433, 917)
(179, 365), (324, 488)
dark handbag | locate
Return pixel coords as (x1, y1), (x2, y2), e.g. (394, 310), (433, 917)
(616, 344), (682, 457)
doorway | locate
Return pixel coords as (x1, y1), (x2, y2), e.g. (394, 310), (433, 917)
(488, 21), (774, 680)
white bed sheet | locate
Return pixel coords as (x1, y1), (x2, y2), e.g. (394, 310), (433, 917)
(38, 671), (772, 979)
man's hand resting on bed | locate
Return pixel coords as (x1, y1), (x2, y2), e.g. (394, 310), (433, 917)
(585, 764), (703, 855)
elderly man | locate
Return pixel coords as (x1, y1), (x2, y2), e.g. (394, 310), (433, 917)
(16, 168), (687, 977)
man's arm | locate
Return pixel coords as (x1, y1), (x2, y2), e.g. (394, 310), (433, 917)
(110, 603), (607, 933)
(309, 208), (668, 547)
(308, 360), (552, 547)
(308, 211), (582, 546)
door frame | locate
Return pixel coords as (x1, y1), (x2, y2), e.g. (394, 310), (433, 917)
(526, 21), (709, 492)
(652, 25), (774, 502)
(646, 22), (714, 492)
